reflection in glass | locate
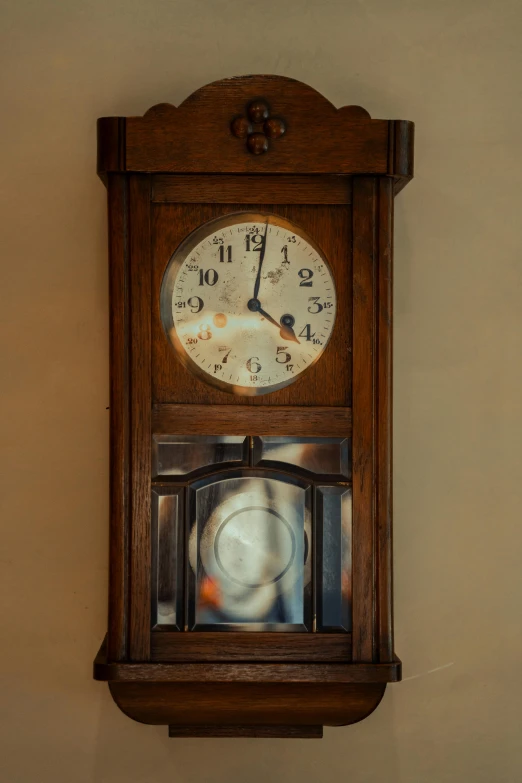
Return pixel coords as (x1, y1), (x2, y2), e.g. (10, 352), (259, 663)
(188, 474), (312, 631)
(151, 488), (184, 628)
(316, 486), (352, 632)
(252, 436), (351, 479)
(152, 435), (248, 477)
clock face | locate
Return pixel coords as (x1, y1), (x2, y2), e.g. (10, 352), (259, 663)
(160, 212), (337, 396)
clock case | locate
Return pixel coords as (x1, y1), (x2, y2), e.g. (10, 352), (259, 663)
(93, 75), (414, 738)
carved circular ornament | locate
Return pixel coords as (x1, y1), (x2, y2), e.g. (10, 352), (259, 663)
(231, 99), (286, 154)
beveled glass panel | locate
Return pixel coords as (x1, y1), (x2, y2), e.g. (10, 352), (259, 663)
(188, 473), (312, 631)
(252, 436), (351, 479)
(152, 435), (248, 477)
(151, 487), (184, 629)
(316, 486), (352, 632)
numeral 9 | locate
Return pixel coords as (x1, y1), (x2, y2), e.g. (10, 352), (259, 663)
(187, 296), (204, 313)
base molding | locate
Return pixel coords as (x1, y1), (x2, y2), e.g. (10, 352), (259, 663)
(168, 725), (323, 739)
(107, 680), (386, 736)
(94, 639), (399, 738)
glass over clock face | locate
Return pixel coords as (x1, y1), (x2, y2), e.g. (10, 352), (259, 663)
(160, 212), (337, 395)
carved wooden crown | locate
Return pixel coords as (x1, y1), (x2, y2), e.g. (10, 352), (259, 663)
(98, 75), (413, 191)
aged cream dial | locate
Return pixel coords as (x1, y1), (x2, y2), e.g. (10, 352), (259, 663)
(160, 213), (337, 395)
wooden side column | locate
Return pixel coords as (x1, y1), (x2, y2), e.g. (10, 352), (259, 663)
(107, 174), (130, 662)
(128, 175), (152, 661)
(351, 177), (377, 663)
(376, 178), (394, 663)
(351, 176), (395, 664)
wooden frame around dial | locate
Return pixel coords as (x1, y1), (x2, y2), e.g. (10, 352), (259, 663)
(93, 75), (414, 739)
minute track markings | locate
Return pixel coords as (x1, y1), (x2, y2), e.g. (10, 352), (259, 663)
(165, 214), (336, 395)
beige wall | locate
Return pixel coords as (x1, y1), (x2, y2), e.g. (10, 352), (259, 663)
(1, 1), (521, 780)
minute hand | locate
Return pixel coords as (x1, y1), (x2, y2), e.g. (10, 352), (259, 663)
(252, 221), (269, 300)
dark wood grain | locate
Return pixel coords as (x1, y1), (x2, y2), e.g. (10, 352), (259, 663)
(152, 174), (352, 204)
(96, 662), (400, 684)
(97, 76), (413, 183)
(97, 118), (125, 185)
(107, 175), (130, 662)
(128, 176), (152, 661)
(109, 681), (386, 727)
(388, 120), (415, 193)
(96, 75), (414, 735)
(152, 404), (351, 436)
(168, 725), (323, 738)
(151, 631), (351, 662)
(152, 202), (352, 406)
(124, 77), (389, 175)
(376, 179), (394, 661)
(351, 177), (377, 663)
(95, 658), (401, 685)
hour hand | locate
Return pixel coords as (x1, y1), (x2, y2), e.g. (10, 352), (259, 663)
(257, 306), (281, 330)
(280, 324), (300, 344)
(259, 307), (300, 344)
(279, 314), (300, 344)
(248, 298), (301, 344)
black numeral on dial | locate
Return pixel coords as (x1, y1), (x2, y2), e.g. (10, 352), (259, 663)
(219, 245), (232, 263)
(245, 234), (264, 252)
(298, 268), (314, 287)
(276, 346), (291, 363)
(246, 357), (262, 373)
(198, 269), (218, 286)
(307, 296), (323, 314)
(187, 296), (204, 313)
(298, 324), (316, 341)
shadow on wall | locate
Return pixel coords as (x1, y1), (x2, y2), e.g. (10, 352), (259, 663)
(91, 683), (401, 783)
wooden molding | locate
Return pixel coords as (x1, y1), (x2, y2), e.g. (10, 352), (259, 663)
(150, 631), (352, 662)
(152, 404), (352, 437)
(108, 680), (387, 728)
(95, 645), (401, 684)
(152, 174), (353, 204)
(97, 75), (414, 180)
(168, 725), (323, 739)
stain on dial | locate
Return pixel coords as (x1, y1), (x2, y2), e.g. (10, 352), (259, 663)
(160, 213), (337, 396)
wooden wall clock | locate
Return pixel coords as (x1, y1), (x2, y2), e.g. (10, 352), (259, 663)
(93, 75), (414, 739)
